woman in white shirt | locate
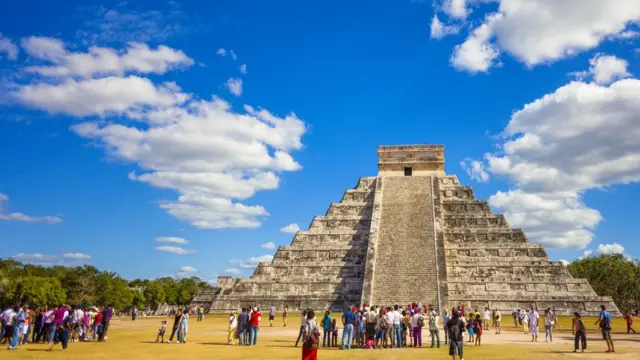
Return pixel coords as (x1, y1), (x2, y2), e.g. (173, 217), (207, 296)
(228, 312), (237, 345)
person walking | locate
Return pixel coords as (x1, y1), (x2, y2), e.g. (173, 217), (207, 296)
(596, 305), (614, 353)
(625, 312), (637, 334)
(178, 309), (189, 343)
(283, 305), (289, 327)
(269, 304), (276, 327)
(494, 309), (502, 335)
(237, 308), (250, 346)
(98, 305), (112, 342)
(295, 310), (308, 347)
(544, 309), (554, 342)
(7, 306), (24, 350)
(228, 311), (237, 345)
(302, 310), (320, 360)
(572, 312), (587, 353)
(443, 310), (450, 345)
(483, 308), (490, 331)
(446, 310), (465, 360)
(321, 311), (332, 347)
(166, 309), (182, 343)
(429, 310), (440, 348)
(528, 309), (539, 342)
(341, 306), (356, 350)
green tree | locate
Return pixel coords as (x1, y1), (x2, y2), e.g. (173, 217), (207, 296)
(143, 281), (166, 311)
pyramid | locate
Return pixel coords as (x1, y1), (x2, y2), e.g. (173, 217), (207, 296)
(193, 145), (620, 317)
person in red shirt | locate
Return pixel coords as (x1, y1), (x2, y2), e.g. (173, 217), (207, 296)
(93, 311), (103, 340)
(625, 312), (636, 334)
(249, 308), (261, 346)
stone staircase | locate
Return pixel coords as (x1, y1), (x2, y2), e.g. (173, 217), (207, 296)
(368, 176), (440, 306)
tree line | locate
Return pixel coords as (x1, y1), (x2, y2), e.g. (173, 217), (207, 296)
(0, 259), (212, 311)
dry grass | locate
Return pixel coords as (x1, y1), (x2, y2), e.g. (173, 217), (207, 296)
(2, 314), (638, 359)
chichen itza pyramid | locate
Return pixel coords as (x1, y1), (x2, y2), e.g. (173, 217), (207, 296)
(193, 145), (620, 316)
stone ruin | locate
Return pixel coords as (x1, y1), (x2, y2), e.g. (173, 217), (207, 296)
(193, 145), (620, 317)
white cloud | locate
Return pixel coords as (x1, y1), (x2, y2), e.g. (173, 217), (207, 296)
(450, 13), (501, 73)
(430, 15), (460, 39)
(583, 249), (593, 258)
(0, 33), (19, 60)
(559, 259), (570, 266)
(62, 252), (91, 259)
(595, 243), (625, 255)
(155, 236), (189, 244)
(571, 54), (631, 85)
(260, 241), (276, 249)
(240, 64), (247, 74)
(21, 38), (194, 78)
(440, 0), (640, 71)
(217, 48), (227, 57)
(13, 253), (57, 262)
(0, 193), (62, 224)
(230, 254), (274, 269)
(179, 265), (198, 273)
(15, 76), (189, 117)
(442, 0), (469, 19)
(230, 50), (237, 61)
(280, 223), (300, 234)
(224, 268), (240, 274)
(461, 159), (489, 182)
(225, 78), (243, 97)
(155, 245), (196, 255)
(470, 68), (640, 249)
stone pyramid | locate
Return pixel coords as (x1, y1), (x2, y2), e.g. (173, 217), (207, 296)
(193, 145), (619, 317)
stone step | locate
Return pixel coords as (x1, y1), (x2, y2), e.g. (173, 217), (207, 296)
(442, 199), (492, 214)
(341, 189), (375, 203)
(443, 214), (509, 229)
(444, 229), (527, 243)
(309, 217), (372, 232)
(326, 202), (373, 217)
(440, 186), (476, 200)
(354, 177), (377, 191)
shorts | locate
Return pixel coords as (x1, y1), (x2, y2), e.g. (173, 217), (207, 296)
(158, 329), (166, 336)
(269, 315), (275, 321)
(601, 328), (612, 341)
(468, 328), (474, 336)
(496, 320), (501, 327)
(449, 340), (463, 356)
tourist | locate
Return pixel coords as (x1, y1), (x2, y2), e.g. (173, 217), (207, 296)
(178, 308), (189, 343)
(7, 306), (24, 350)
(446, 310), (465, 360)
(402, 310), (410, 347)
(341, 305), (356, 350)
(295, 310), (308, 347)
(443, 310), (450, 345)
(544, 309), (554, 342)
(154, 320), (166, 343)
(237, 308), (250, 345)
(550, 308), (558, 329)
(365, 306), (377, 345)
(197, 306), (203, 322)
(93, 307), (103, 341)
(48, 310), (72, 351)
(512, 309), (518, 328)
(321, 311), (332, 347)
(465, 313), (474, 343)
(494, 309), (502, 335)
(167, 308), (182, 343)
(283, 305), (289, 327)
(528, 308), (539, 342)
(375, 308), (387, 348)
(572, 312), (587, 353)
(429, 310), (440, 348)
(521, 309), (529, 334)
(32, 307), (43, 343)
(473, 314), (482, 346)
(302, 310), (320, 360)
(409, 308), (423, 347)
(625, 312), (636, 334)
(331, 318), (338, 347)
(249, 307), (261, 346)
(71, 305), (85, 342)
(98, 304), (112, 342)
(386, 307), (394, 347)
(483, 308), (490, 330)
(596, 304), (614, 353)
(356, 311), (365, 347)
(1, 306), (15, 344)
(21, 305), (31, 345)
(228, 311), (237, 345)
(391, 305), (402, 348)
(269, 304), (276, 327)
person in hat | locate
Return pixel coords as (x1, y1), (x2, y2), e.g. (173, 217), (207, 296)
(572, 312), (587, 353)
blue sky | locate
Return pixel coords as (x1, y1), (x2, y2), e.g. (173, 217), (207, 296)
(1, 0), (639, 281)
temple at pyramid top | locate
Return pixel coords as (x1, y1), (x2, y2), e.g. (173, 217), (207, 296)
(192, 144), (620, 317)
(378, 144), (445, 176)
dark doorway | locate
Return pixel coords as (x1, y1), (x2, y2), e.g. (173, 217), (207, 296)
(404, 167), (412, 176)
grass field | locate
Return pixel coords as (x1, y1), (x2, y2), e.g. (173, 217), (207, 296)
(2, 314), (638, 359)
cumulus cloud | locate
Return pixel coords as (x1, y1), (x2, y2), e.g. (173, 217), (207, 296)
(62, 252), (91, 259)
(21, 38), (193, 78)
(595, 243), (625, 255)
(230, 50), (237, 61)
(225, 78), (243, 96)
(260, 241), (276, 249)
(155, 245), (196, 255)
(0, 193), (62, 224)
(438, 0), (640, 72)
(229, 254), (274, 269)
(0, 33), (19, 60)
(430, 15), (460, 39)
(224, 268), (240, 274)
(155, 236), (189, 244)
(240, 64), (247, 74)
(280, 223), (300, 234)
(460, 159), (489, 182)
(466, 59), (640, 249)
(13, 253), (57, 262)
(571, 54), (631, 85)
(179, 265), (197, 273)
(559, 259), (570, 266)
(217, 48), (227, 57)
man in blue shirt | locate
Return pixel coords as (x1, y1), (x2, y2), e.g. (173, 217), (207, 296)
(341, 306), (356, 350)
(595, 305), (614, 353)
(8, 306), (25, 350)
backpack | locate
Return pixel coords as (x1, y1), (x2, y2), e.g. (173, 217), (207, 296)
(417, 316), (425, 328)
(380, 316), (388, 329)
(599, 313), (611, 330)
(304, 321), (321, 349)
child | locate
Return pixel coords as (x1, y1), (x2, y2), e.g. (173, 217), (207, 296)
(466, 314), (475, 343)
(331, 318), (338, 347)
(156, 320), (167, 343)
(474, 314), (483, 346)
(572, 312), (587, 353)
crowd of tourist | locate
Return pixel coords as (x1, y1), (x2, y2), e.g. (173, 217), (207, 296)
(0, 304), (113, 351)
